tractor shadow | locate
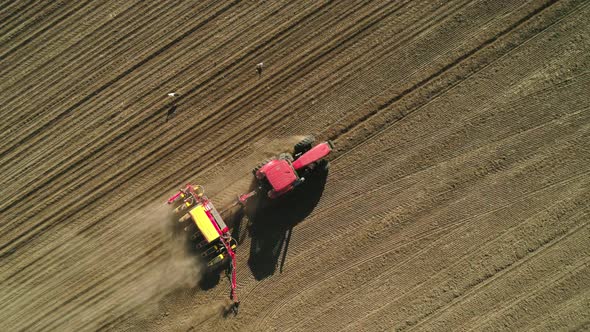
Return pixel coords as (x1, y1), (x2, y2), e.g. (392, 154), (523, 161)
(245, 164), (329, 280)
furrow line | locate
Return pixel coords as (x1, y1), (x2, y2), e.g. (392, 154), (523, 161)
(285, 106), (590, 256)
(0, 0), (237, 160)
(0, 0), (320, 192)
(0, 0), (236, 136)
(407, 224), (590, 331)
(321, 77), (590, 212)
(0, 0), (120, 88)
(330, 0), (586, 159)
(0, 0), (328, 249)
(256, 153), (590, 329)
(337, 199), (590, 331)
(0, 0), (40, 34)
(0, 0), (152, 130)
(9, 242), (165, 331)
(0, 0), (220, 154)
(0, 0), (96, 62)
(467, 253), (590, 331)
(0, 0), (401, 251)
(0, 1), (63, 49)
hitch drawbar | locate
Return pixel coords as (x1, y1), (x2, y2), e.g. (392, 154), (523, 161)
(220, 233), (239, 313)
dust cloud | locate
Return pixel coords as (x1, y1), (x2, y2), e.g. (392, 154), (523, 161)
(55, 203), (210, 329)
(98, 203), (233, 329)
(1, 202), (216, 331)
(112, 203), (201, 313)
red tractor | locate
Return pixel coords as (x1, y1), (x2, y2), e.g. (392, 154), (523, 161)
(239, 136), (334, 204)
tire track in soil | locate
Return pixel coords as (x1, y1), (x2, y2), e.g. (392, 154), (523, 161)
(280, 0), (568, 161)
(443, 241), (590, 331)
(338, 191), (590, 332)
(0, 0), (239, 161)
(317, 73), (590, 223)
(260, 95), (589, 293)
(4, 5), (584, 324)
(283, 170), (590, 332)
(73, 0), (480, 308)
(525, 287), (590, 331)
(257, 126), (590, 330)
(1, 0), (588, 330)
(467, 252), (590, 331)
(247, 13), (588, 326)
(271, 11), (590, 276)
(276, 0), (484, 138)
(323, 0), (579, 151)
(207, 97), (590, 328)
(332, 0), (584, 151)
(150, 1), (588, 324)
(1, 0), (398, 316)
(404, 218), (590, 331)
(310, 17), (588, 236)
(287, 109), (590, 330)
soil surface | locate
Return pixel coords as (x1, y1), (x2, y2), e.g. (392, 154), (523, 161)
(1, 0), (589, 331)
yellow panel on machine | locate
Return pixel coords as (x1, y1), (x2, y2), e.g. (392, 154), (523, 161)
(189, 205), (220, 243)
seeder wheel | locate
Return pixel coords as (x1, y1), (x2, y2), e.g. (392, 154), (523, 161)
(178, 213), (191, 223)
(193, 185), (204, 197)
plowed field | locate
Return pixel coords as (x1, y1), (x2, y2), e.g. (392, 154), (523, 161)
(1, 0), (589, 331)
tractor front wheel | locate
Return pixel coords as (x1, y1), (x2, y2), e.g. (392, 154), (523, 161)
(294, 135), (315, 155)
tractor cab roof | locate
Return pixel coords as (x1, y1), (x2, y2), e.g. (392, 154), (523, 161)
(259, 159), (298, 192)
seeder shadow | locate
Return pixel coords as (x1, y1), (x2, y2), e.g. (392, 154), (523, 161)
(245, 165), (329, 280)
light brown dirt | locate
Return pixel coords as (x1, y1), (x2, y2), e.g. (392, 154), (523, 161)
(1, 0), (589, 331)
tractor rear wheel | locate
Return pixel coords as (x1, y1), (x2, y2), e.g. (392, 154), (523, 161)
(294, 135), (315, 155)
(318, 159), (330, 172)
(252, 159), (270, 176)
(279, 153), (294, 162)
